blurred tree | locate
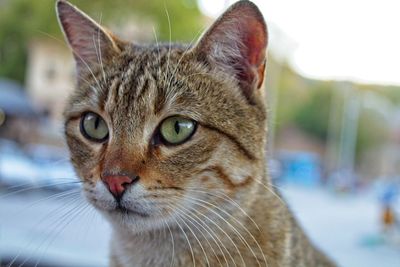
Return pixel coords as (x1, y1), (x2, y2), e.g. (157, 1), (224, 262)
(356, 103), (390, 158)
(0, 0), (203, 83)
(274, 76), (391, 164)
(385, 86), (400, 105)
(273, 63), (309, 132)
(294, 85), (332, 141)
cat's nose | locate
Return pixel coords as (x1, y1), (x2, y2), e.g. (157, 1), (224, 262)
(102, 174), (139, 199)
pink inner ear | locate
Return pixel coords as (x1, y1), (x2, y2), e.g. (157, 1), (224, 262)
(235, 18), (267, 94)
(243, 20), (267, 68)
(192, 1), (268, 100)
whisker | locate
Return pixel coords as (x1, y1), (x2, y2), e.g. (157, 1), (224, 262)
(7, 196), (83, 267)
(158, 213), (175, 267)
(11, 189), (81, 217)
(163, 2), (172, 84)
(185, 187), (262, 233)
(165, 27), (204, 92)
(79, 205), (98, 243)
(173, 205), (211, 267)
(251, 178), (286, 206)
(152, 27), (162, 64)
(97, 13), (107, 84)
(33, 203), (90, 267)
(176, 193), (266, 267)
(170, 214), (196, 267)
(0, 181), (82, 199)
(2, 178), (79, 191)
(169, 196), (244, 266)
(37, 30), (103, 91)
(172, 202), (229, 267)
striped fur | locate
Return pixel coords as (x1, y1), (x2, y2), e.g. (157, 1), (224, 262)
(58, 0), (336, 266)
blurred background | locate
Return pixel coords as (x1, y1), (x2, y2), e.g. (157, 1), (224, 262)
(0, 0), (399, 266)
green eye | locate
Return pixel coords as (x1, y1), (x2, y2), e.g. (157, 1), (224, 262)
(159, 116), (196, 145)
(80, 112), (109, 142)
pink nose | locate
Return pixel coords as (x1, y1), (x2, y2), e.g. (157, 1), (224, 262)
(102, 175), (136, 198)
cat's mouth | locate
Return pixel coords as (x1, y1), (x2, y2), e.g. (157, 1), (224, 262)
(112, 204), (150, 218)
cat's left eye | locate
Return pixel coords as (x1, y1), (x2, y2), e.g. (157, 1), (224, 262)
(80, 112), (109, 142)
(157, 116), (197, 145)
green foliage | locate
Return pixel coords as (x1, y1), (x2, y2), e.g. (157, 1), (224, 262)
(0, 0), (203, 83)
(294, 85), (332, 141)
(385, 86), (400, 105)
(275, 77), (393, 164)
(271, 63), (333, 142)
(356, 109), (389, 157)
(65, 0), (203, 41)
(272, 63), (309, 132)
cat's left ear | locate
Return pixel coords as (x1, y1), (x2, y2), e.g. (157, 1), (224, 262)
(56, 0), (125, 77)
(193, 0), (268, 102)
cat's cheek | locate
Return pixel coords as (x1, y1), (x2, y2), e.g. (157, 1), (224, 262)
(139, 168), (178, 190)
(65, 124), (106, 181)
(83, 180), (117, 211)
(206, 139), (259, 188)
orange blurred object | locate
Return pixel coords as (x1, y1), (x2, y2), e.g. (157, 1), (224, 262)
(382, 206), (395, 227)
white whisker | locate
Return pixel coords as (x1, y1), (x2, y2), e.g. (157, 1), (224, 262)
(163, 2), (172, 84)
(185, 187), (262, 233)
(178, 194), (265, 267)
(172, 205), (211, 267)
(172, 201), (230, 267)
(7, 196), (83, 267)
(97, 13), (107, 84)
(171, 214), (196, 267)
(169, 195), (244, 266)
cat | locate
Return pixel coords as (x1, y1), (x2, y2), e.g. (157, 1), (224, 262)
(56, 0), (337, 266)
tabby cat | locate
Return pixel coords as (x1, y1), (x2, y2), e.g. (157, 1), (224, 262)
(56, 0), (336, 266)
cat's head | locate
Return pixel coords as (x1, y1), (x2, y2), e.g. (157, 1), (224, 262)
(57, 0), (268, 232)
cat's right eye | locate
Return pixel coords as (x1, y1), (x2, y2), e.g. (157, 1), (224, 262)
(80, 112), (109, 142)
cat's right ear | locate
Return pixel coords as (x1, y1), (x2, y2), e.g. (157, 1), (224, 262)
(56, 0), (124, 77)
(192, 1), (268, 103)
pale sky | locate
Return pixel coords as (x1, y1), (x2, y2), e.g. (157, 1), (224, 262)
(198, 0), (400, 86)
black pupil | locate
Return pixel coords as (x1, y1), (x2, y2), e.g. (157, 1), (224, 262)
(174, 120), (180, 134)
(94, 115), (100, 129)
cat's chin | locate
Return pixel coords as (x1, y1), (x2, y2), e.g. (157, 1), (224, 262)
(89, 199), (155, 224)
(100, 207), (167, 234)
(81, 182), (169, 232)
(86, 198), (163, 232)
(111, 206), (150, 218)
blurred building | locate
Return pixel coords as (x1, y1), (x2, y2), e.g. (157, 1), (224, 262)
(26, 39), (75, 127)
(25, 18), (155, 130)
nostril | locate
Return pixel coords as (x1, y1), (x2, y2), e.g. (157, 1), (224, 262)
(121, 176), (139, 188)
(132, 175), (140, 184)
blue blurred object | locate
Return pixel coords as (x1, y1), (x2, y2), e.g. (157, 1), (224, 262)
(26, 144), (79, 191)
(0, 138), (39, 186)
(0, 139), (79, 190)
(277, 150), (321, 186)
(379, 182), (398, 206)
(359, 234), (386, 248)
(0, 79), (37, 117)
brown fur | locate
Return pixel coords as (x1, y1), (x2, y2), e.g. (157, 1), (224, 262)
(57, 0), (337, 266)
